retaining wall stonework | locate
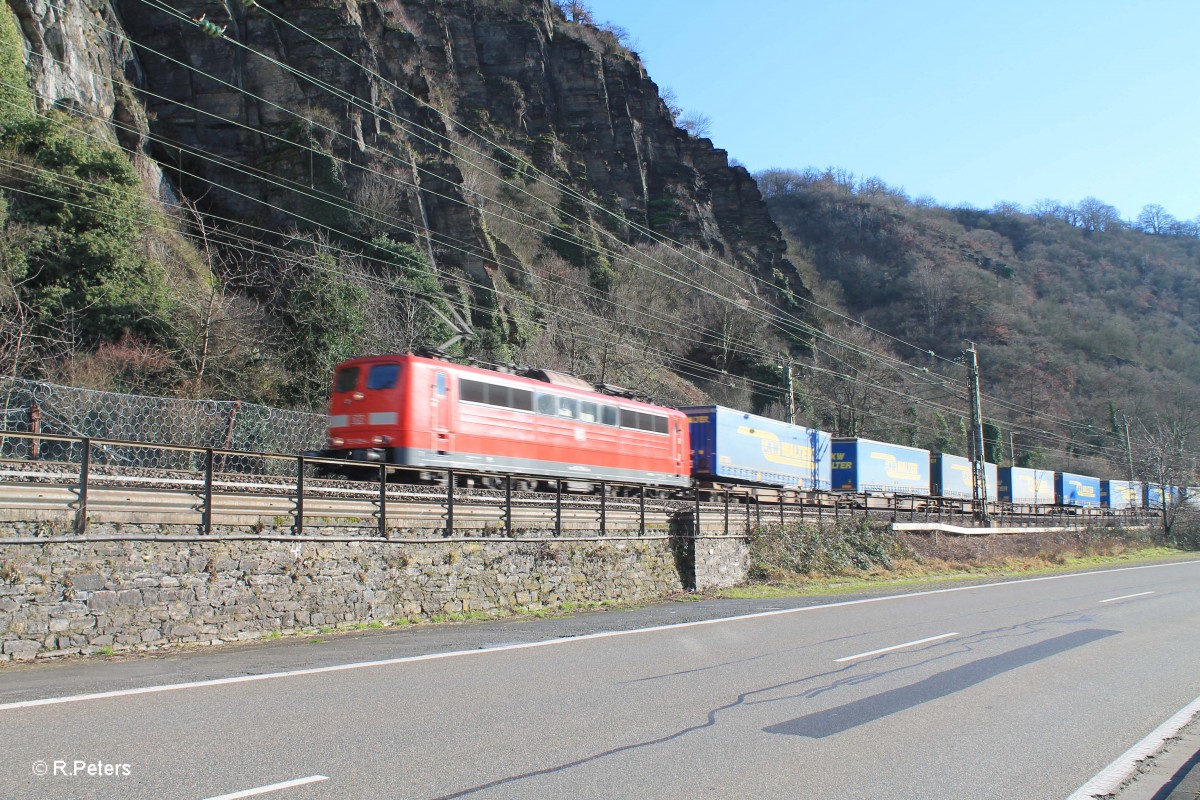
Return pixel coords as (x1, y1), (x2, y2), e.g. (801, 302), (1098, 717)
(693, 537), (751, 590)
(0, 524), (750, 661)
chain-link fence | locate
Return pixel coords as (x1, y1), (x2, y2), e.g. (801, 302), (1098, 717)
(0, 378), (326, 471)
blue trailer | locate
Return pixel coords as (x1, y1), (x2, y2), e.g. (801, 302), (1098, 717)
(680, 406), (831, 490)
(1144, 484), (1181, 510)
(831, 438), (930, 495)
(1101, 480), (1141, 510)
(930, 453), (998, 501)
(997, 467), (1055, 505)
(1055, 472), (1101, 508)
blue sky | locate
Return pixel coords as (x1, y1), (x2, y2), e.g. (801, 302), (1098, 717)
(588, 1), (1200, 222)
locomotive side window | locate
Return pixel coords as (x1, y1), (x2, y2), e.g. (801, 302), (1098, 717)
(580, 401), (597, 423)
(619, 408), (668, 434)
(366, 364), (400, 390)
(485, 383), (511, 408)
(334, 367), (360, 393)
(461, 379), (486, 404)
(510, 388), (533, 411)
(436, 372), (447, 396)
(558, 397), (578, 419)
(460, 378), (533, 412)
(536, 393), (555, 416)
(601, 405), (618, 426)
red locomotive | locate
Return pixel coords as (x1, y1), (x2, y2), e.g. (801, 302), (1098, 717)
(321, 353), (691, 488)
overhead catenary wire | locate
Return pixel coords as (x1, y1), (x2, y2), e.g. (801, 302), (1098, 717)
(0, 83), (1143, 466)
(0, 169), (1146, 466)
(44, 0), (1125, 443)
(30, 1), (1040, 432)
(2, 22), (1159, 465)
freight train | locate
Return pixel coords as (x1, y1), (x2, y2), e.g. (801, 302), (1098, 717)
(319, 353), (1179, 513)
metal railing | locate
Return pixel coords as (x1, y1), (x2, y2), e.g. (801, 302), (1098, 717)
(0, 429), (1156, 539)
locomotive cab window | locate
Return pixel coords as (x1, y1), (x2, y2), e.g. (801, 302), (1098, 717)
(366, 364), (400, 390)
(334, 367), (360, 393)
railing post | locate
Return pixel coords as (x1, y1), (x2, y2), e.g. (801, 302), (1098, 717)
(379, 462), (388, 539)
(74, 437), (90, 535)
(778, 490), (784, 526)
(693, 488), (701, 538)
(555, 479), (563, 536)
(639, 485), (646, 536)
(599, 481), (606, 536)
(294, 455), (304, 536)
(505, 474), (512, 535)
(446, 469), (455, 537)
(724, 489), (730, 536)
(29, 402), (41, 460)
(203, 448), (214, 535)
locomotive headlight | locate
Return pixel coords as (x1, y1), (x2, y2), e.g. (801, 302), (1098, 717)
(328, 437), (345, 447)
(352, 391), (365, 400)
(371, 435), (392, 445)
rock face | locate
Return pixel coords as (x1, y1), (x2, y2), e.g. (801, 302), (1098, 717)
(7, 0), (809, 379)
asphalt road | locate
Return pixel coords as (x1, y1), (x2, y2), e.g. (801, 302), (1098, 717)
(1, 559), (1198, 800)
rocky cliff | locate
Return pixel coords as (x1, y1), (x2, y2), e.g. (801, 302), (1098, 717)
(4, 0), (810, 408)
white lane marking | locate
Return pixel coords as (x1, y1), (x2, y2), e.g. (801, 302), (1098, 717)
(201, 775), (329, 800)
(1, 558), (1196, 713)
(1067, 693), (1200, 799)
(1099, 591), (1155, 603)
(201, 777), (331, 800)
(834, 632), (959, 663)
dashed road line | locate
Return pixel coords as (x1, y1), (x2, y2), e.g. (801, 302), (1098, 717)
(834, 632), (960, 662)
(1099, 591), (1155, 604)
(200, 774), (329, 800)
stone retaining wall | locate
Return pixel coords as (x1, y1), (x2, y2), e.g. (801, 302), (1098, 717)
(0, 524), (750, 661)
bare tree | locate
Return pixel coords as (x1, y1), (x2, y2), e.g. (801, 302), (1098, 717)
(1136, 204), (1178, 235)
(350, 170), (411, 239)
(798, 324), (907, 437)
(678, 111), (713, 139)
(1132, 396), (1200, 542)
(557, 0), (593, 24)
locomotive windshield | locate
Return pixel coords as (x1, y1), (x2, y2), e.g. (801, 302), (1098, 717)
(366, 363), (401, 390)
(333, 367), (360, 393)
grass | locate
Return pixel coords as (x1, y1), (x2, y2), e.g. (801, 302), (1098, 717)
(97, 645), (115, 656)
(261, 630), (282, 640)
(721, 545), (1191, 600)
